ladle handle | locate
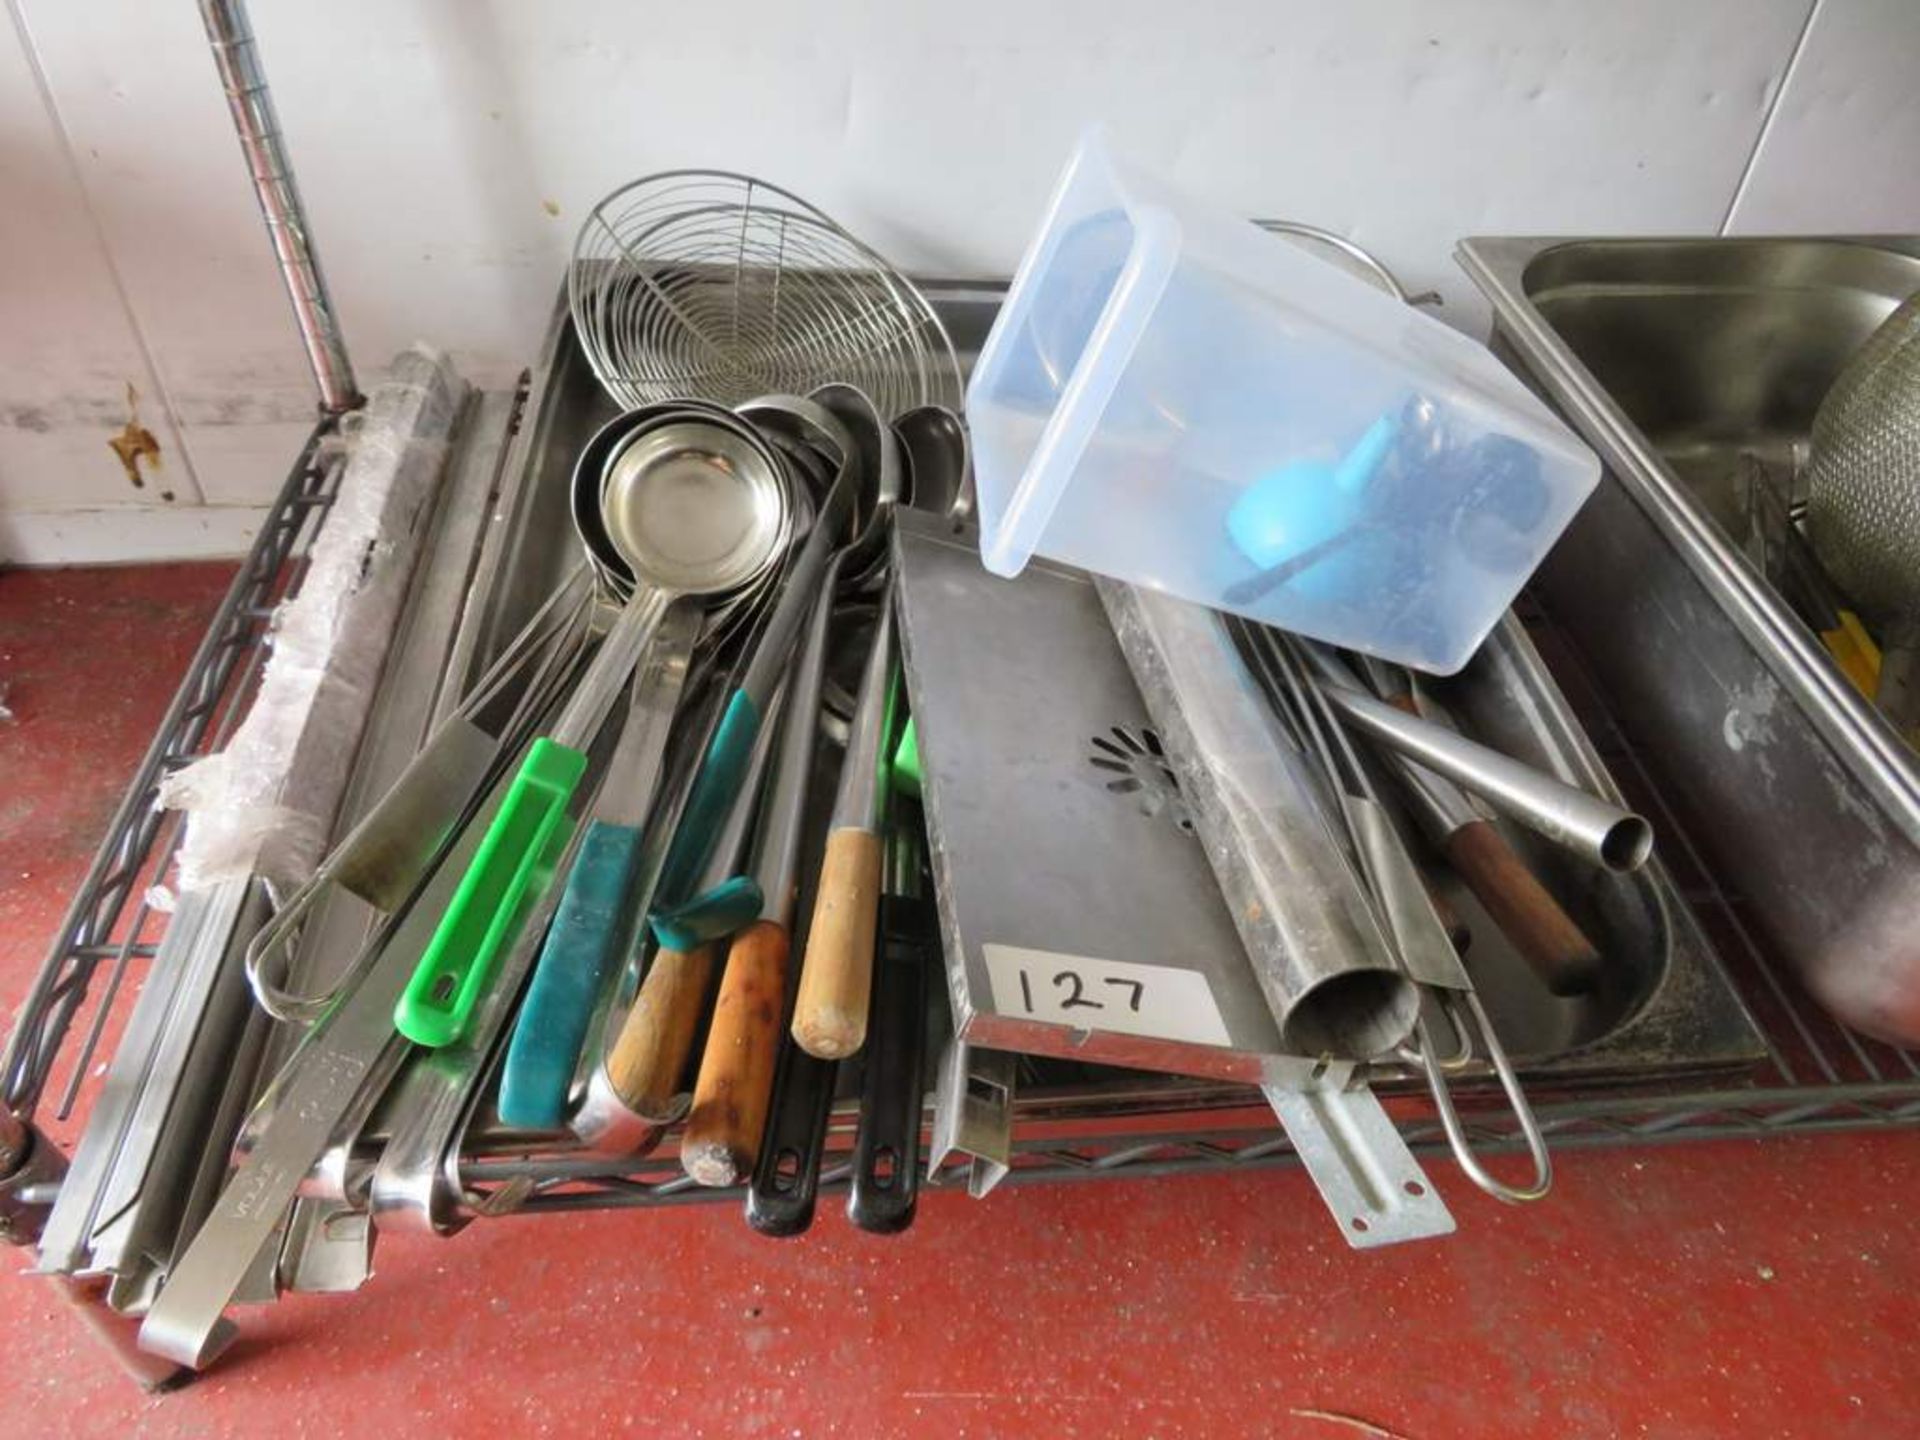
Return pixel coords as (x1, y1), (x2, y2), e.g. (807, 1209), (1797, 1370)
(549, 585), (672, 748)
(790, 825), (884, 1059)
(652, 690), (765, 905)
(603, 942), (717, 1121)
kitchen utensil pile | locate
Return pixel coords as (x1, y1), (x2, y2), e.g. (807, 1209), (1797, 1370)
(63, 165), (1674, 1372)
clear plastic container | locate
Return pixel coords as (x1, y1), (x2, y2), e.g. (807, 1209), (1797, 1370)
(967, 131), (1600, 673)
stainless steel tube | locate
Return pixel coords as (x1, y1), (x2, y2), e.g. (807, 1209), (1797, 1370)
(1099, 581), (1419, 1060)
(1310, 668), (1652, 873)
(200, 0), (359, 413)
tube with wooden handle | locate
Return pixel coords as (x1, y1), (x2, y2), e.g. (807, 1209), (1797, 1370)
(1305, 645), (1652, 873)
(599, 679), (787, 1119)
(682, 580), (837, 1185)
(1361, 656), (1603, 996)
(791, 580), (896, 1060)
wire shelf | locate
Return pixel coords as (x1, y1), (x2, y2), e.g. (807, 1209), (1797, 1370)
(1, 420), (342, 1125)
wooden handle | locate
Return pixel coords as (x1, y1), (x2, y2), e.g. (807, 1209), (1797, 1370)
(790, 827), (884, 1059)
(604, 943), (716, 1120)
(682, 920), (789, 1187)
(1443, 819), (1602, 996)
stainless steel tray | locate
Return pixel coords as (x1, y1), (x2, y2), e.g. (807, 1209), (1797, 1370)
(1459, 237), (1920, 1042)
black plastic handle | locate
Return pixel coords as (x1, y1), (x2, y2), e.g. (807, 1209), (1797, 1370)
(745, 1034), (838, 1238)
(847, 894), (932, 1234)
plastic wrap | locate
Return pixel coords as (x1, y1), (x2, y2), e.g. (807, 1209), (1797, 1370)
(159, 346), (468, 896)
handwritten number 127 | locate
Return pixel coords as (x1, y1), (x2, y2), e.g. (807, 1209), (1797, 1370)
(1016, 968), (1145, 1014)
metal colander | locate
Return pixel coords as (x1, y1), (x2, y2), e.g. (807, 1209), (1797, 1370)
(1806, 292), (1920, 626)
(568, 170), (961, 419)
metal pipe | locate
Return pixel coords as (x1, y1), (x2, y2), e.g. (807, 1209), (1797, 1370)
(1098, 581), (1419, 1060)
(1306, 660), (1653, 873)
(199, 0), (359, 413)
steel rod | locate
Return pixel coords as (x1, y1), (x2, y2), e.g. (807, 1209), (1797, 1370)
(1306, 657), (1653, 873)
(199, 0), (359, 413)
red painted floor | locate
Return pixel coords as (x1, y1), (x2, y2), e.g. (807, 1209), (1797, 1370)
(3, 564), (1918, 1439)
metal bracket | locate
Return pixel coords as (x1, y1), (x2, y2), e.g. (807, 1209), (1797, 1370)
(928, 1039), (1014, 1199)
(1261, 1074), (1455, 1248)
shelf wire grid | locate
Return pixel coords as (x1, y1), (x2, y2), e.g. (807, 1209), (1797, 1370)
(1, 419), (342, 1125)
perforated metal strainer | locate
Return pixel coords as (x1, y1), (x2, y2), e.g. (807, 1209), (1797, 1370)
(1807, 292), (1920, 625)
(1806, 292), (1920, 727)
(568, 171), (961, 420)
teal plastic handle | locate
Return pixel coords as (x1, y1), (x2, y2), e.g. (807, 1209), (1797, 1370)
(497, 818), (641, 1128)
(395, 737), (587, 1048)
(648, 875), (764, 952)
(653, 689), (761, 904)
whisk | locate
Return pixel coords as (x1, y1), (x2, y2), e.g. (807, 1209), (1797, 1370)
(569, 170), (961, 420)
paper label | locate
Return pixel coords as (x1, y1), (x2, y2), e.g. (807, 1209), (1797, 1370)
(982, 944), (1232, 1047)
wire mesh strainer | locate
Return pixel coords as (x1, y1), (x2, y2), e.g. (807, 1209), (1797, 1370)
(1806, 290), (1920, 728)
(1807, 291), (1920, 625)
(569, 171), (961, 419)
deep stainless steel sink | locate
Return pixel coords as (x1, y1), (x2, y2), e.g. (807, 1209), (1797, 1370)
(1460, 237), (1920, 1043)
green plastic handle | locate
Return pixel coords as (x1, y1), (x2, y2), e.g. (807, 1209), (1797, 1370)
(395, 737), (588, 1048)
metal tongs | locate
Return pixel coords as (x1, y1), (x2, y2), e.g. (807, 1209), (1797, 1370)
(1238, 620), (1552, 1205)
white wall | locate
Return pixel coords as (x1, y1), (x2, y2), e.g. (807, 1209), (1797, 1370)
(3, 0), (1917, 563)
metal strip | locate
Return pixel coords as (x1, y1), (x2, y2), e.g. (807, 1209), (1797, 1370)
(1262, 1080), (1455, 1247)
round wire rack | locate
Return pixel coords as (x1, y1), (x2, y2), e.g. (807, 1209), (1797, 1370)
(569, 170), (962, 419)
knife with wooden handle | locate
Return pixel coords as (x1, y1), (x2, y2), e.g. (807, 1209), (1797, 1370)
(602, 681), (787, 1120)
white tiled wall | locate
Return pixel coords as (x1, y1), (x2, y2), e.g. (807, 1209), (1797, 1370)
(1725, 0), (1920, 234)
(2, 0), (1915, 563)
